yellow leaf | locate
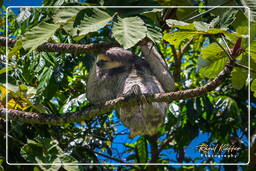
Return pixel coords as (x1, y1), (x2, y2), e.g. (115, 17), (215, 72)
(8, 98), (30, 110)
(0, 85), (10, 101)
(106, 140), (111, 146)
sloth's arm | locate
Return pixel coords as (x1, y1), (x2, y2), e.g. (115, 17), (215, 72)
(140, 40), (176, 92)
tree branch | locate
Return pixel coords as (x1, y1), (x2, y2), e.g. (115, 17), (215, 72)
(0, 37), (119, 53)
(171, 38), (193, 82)
(0, 60), (234, 124)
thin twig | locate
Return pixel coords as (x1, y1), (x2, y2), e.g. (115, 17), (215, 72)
(180, 38), (193, 57)
(221, 34), (232, 54)
(94, 151), (126, 163)
(215, 40), (234, 61)
(234, 63), (256, 73)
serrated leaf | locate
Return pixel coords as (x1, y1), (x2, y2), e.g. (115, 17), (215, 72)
(73, 8), (113, 39)
(198, 43), (228, 78)
(22, 22), (60, 51)
(112, 16), (147, 49)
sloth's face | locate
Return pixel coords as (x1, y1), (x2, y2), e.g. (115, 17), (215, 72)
(96, 54), (124, 70)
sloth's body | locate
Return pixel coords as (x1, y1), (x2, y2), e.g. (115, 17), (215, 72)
(87, 47), (167, 137)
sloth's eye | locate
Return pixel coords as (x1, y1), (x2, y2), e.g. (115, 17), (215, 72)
(96, 60), (108, 67)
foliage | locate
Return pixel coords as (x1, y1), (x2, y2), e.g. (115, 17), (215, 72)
(0, 0), (255, 171)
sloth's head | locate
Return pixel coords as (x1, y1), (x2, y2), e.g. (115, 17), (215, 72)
(96, 47), (135, 70)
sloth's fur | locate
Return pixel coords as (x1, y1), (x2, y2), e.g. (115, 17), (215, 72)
(87, 47), (167, 137)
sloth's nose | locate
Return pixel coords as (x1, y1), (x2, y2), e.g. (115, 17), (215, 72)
(96, 60), (105, 67)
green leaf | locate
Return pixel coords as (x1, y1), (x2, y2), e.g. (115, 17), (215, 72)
(210, 16), (220, 28)
(73, 8), (113, 39)
(60, 93), (88, 113)
(143, 18), (162, 43)
(241, 0), (256, 22)
(198, 43), (228, 78)
(231, 68), (248, 89)
(193, 21), (210, 32)
(37, 66), (54, 94)
(60, 155), (80, 171)
(135, 137), (147, 163)
(8, 39), (23, 58)
(112, 16), (147, 49)
(251, 33), (256, 63)
(141, 9), (163, 23)
(251, 79), (256, 97)
(16, 8), (31, 23)
(0, 67), (7, 75)
(53, 8), (81, 24)
(22, 22), (60, 51)
(36, 157), (61, 171)
(214, 96), (241, 117)
(219, 9), (238, 28)
(20, 137), (70, 171)
(166, 19), (196, 30)
(163, 31), (195, 49)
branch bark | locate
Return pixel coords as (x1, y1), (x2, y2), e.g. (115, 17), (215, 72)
(0, 60), (234, 124)
(0, 37), (119, 53)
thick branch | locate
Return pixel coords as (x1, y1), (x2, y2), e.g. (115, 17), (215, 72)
(0, 61), (234, 124)
(0, 37), (119, 53)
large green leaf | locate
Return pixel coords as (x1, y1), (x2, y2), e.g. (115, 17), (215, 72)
(163, 31), (195, 49)
(198, 43), (228, 78)
(22, 22), (60, 51)
(143, 18), (162, 43)
(53, 8), (81, 24)
(112, 16), (147, 49)
(73, 8), (113, 39)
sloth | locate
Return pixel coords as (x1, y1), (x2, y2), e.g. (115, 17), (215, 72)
(87, 46), (174, 137)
